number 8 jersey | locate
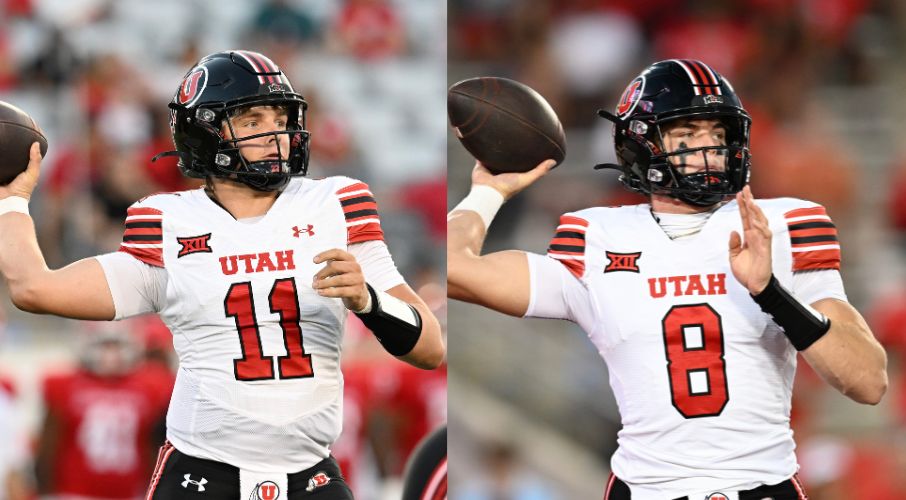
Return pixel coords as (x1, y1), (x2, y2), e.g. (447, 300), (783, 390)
(525, 198), (846, 499)
(96, 176), (403, 472)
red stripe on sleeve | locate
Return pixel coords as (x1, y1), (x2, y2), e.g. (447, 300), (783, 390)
(792, 249), (841, 271)
(550, 237), (585, 246)
(119, 205), (164, 267)
(785, 204), (841, 271)
(119, 245), (164, 267)
(557, 258), (585, 279)
(123, 227), (164, 236)
(338, 182), (370, 195)
(126, 207), (163, 217)
(347, 222), (383, 244)
(785, 206), (828, 219)
(546, 213), (588, 278)
(558, 215), (589, 229)
(338, 181), (384, 244)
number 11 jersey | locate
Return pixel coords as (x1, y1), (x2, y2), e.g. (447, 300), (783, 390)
(109, 176), (389, 472)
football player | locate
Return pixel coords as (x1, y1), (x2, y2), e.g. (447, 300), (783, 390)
(447, 59), (887, 499)
(0, 50), (444, 500)
(34, 329), (171, 500)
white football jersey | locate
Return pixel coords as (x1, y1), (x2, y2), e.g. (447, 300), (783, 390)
(527, 197), (842, 499)
(115, 176), (388, 472)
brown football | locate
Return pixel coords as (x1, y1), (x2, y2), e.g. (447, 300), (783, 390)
(448, 77), (565, 173)
(0, 101), (48, 185)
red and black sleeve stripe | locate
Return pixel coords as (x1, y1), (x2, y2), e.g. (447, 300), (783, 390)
(337, 182), (384, 244)
(118, 206), (164, 268)
(546, 214), (589, 278)
(784, 205), (841, 271)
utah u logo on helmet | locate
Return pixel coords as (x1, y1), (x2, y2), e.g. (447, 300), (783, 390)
(177, 68), (207, 106)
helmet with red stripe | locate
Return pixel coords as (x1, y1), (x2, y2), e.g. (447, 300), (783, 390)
(161, 50), (311, 191)
(597, 59), (751, 206)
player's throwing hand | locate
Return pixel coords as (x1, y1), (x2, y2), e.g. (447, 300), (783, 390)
(728, 185), (773, 295)
(0, 142), (42, 201)
(471, 159), (556, 201)
(312, 249), (370, 312)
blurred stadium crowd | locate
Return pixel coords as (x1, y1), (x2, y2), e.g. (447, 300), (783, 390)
(0, 1), (446, 499)
(448, 0), (906, 498)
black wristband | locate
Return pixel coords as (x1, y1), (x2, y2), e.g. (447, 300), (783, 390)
(355, 284), (423, 356)
(751, 274), (831, 351)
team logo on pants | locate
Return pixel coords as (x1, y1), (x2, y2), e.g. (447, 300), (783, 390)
(305, 472), (331, 492)
(251, 481), (280, 500)
(704, 493), (729, 500)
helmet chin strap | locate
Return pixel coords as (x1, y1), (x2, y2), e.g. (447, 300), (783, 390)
(671, 171), (731, 207)
(676, 191), (727, 207)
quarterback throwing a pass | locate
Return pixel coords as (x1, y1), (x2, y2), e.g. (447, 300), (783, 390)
(0, 51), (444, 500)
(448, 60), (886, 499)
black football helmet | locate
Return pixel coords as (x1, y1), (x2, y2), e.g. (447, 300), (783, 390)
(159, 50), (311, 191)
(596, 59), (751, 206)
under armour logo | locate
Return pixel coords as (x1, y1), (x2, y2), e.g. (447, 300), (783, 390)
(292, 224), (314, 238)
(182, 474), (208, 492)
(604, 251), (642, 273)
(305, 472), (330, 492)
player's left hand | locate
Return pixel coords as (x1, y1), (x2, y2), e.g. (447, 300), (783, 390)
(312, 249), (369, 312)
(728, 185), (773, 295)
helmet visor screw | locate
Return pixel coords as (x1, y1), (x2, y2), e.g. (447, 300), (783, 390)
(196, 108), (216, 122)
(630, 120), (648, 135)
(648, 169), (664, 182)
(215, 153), (232, 166)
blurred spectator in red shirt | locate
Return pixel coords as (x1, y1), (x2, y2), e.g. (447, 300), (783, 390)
(400, 175), (446, 243)
(2, 0), (32, 17)
(331, 0), (406, 61)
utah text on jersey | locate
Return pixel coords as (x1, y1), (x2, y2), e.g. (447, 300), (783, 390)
(539, 198), (839, 498)
(116, 177), (385, 470)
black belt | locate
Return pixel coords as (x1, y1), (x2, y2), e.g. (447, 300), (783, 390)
(605, 474), (808, 500)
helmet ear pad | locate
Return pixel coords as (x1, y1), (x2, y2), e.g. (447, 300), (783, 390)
(615, 127), (676, 194)
(170, 103), (224, 179)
